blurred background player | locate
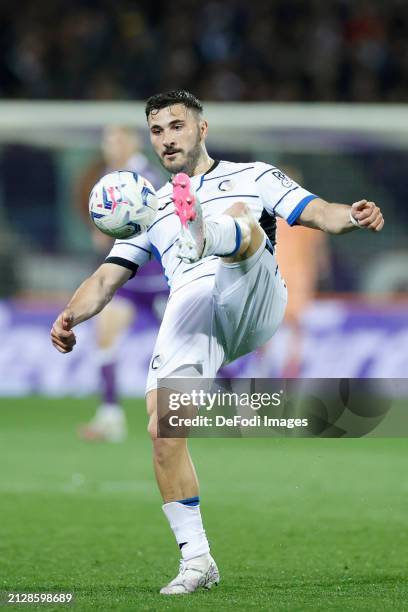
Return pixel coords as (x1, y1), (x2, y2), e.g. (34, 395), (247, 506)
(276, 166), (330, 377)
(249, 165), (330, 379)
(276, 217), (329, 377)
(75, 126), (165, 441)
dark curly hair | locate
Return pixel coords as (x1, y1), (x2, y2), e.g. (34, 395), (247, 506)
(145, 90), (203, 118)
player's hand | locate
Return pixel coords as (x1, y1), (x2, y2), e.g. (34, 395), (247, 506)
(51, 309), (77, 353)
(351, 200), (384, 232)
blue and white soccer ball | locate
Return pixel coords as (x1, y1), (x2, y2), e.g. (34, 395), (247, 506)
(89, 171), (158, 239)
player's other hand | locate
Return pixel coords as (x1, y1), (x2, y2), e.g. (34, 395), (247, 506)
(351, 200), (384, 232)
(51, 309), (77, 353)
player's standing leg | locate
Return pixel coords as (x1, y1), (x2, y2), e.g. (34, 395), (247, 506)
(147, 175), (267, 596)
(147, 388), (219, 595)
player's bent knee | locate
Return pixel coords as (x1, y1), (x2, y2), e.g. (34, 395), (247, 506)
(237, 219), (252, 253)
(230, 201), (248, 216)
(224, 201), (261, 239)
(224, 200), (251, 219)
(221, 201), (264, 259)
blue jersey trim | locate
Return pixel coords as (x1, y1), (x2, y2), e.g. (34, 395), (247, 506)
(150, 244), (162, 262)
(192, 273), (215, 281)
(150, 244), (170, 285)
(147, 210), (174, 232)
(177, 496), (200, 506)
(287, 195), (318, 226)
(200, 194), (259, 206)
(169, 272), (216, 298)
(222, 220), (242, 257)
(171, 259), (183, 277)
(115, 242), (151, 255)
(185, 273), (216, 284)
(272, 186), (299, 211)
(203, 166), (255, 182)
(162, 239), (178, 257)
(265, 238), (274, 255)
(196, 174), (206, 192)
(182, 257), (218, 274)
(255, 166), (278, 182)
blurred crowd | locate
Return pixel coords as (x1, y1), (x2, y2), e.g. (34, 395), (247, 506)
(0, 0), (407, 102)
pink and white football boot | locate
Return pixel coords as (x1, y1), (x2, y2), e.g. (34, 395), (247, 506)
(172, 173), (206, 263)
(160, 553), (220, 595)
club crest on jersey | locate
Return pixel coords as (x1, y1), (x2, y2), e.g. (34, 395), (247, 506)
(218, 179), (234, 192)
(151, 354), (162, 370)
(272, 171), (293, 189)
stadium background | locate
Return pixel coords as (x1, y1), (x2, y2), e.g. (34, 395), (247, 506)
(1, 1), (407, 610)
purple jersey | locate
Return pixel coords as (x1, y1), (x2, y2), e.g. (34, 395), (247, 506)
(116, 259), (168, 308)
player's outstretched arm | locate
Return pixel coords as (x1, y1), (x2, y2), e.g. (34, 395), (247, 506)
(51, 263), (132, 353)
(297, 198), (384, 234)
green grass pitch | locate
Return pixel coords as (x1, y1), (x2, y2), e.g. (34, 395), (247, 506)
(0, 397), (407, 611)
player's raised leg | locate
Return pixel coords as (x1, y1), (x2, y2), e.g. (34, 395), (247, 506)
(146, 388), (219, 594)
(173, 173), (264, 264)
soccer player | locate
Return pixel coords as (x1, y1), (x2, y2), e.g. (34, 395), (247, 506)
(51, 90), (384, 594)
(75, 126), (165, 441)
(275, 165), (330, 377)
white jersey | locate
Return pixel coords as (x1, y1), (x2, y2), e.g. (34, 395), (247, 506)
(106, 160), (317, 294)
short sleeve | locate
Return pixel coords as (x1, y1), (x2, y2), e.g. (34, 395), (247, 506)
(254, 163), (318, 226)
(105, 232), (152, 275)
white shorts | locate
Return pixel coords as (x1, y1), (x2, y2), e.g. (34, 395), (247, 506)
(145, 240), (287, 394)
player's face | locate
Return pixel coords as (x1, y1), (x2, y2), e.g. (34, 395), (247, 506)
(148, 104), (207, 175)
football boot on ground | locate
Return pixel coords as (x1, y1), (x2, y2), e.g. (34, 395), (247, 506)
(160, 553), (220, 595)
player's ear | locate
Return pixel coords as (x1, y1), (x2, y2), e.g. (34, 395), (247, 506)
(199, 119), (208, 140)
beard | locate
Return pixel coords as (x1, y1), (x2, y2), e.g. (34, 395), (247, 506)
(161, 129), (202, 176)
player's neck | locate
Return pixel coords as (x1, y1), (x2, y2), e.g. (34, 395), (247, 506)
(190, 154), (214, 177)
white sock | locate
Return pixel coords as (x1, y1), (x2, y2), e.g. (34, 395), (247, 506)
(162, 500), (210, 561)
(204, 215), (241, 257)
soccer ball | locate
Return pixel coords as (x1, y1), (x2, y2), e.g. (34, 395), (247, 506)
(89, 171), (158, 239)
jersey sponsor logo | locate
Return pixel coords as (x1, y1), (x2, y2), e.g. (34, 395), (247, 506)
(158, 200), (173, 210)
(218, 179), (234, 191)
(272, 170), (293, 189)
